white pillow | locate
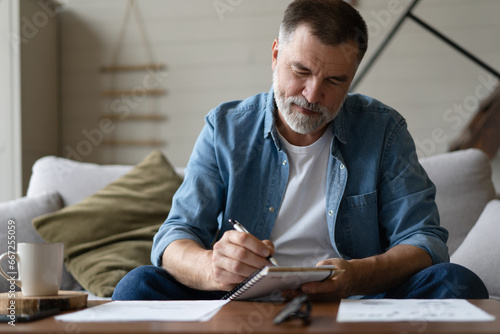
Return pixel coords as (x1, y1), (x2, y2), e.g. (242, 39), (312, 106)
(451, 200), (500, 299)
(27, 156), (133, 206)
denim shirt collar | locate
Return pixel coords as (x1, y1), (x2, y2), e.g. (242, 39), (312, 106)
(263, 87), (279, 147)
(263, 86), (347, 149)
(332, 103), (347, 145)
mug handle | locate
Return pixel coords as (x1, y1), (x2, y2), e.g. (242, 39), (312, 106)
(0, 252), (22, 288)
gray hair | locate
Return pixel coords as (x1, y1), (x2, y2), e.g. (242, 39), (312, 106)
(278, 0), (368, 63)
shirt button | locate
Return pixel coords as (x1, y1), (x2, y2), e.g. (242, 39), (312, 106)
(340, 164), (345, 169)
(328, 210), (334, 216)
(269, 207), (275, 213)
(282, 160), (287, 166)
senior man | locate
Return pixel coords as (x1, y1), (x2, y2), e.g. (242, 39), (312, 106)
(113, 0), (488, 301)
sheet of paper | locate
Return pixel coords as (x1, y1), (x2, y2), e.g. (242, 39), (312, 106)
(337, 299), (496, 322)
(55, 300), (229, 322)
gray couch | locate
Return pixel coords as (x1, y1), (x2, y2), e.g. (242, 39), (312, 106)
(1, 149), (498, 299)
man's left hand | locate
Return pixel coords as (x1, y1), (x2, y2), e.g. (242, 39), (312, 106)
(282, 245), (432, 301)
(282, 258), (355, 301)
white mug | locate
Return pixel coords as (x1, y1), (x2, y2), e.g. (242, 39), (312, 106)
(0, 243), (64, 296)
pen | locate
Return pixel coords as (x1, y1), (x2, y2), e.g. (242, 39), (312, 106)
(228, 219), (279, 266)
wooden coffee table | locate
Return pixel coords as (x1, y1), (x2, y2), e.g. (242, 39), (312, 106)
(0, 299), (499, 333)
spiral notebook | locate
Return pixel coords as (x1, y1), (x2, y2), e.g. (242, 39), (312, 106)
(222, 265), (343, 301)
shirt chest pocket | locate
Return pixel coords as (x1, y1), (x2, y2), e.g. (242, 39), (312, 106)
(337, 190), (384, 259)
(343, 190), (377, 209)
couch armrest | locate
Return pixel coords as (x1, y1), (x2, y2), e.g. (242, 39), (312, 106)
(420, 149), (496, 254)
(451, 199), (500, 299)
(0, 193), (81, 292)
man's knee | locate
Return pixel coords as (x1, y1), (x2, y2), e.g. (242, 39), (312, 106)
(425, 263), (489, 299)
(112, 265), (226, 301)
(386, 263), (489, 299)
(112, 265), (166, 300)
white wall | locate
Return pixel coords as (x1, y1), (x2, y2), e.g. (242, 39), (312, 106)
(59, 0), (500, 187)
(20, 0), (60, 195)
(354, 0), (500, 188)
(1, 0), (59, 200)
(0, 0), (22, 201)
(60, 0), (291, 167)
(356, 0), (500, 156)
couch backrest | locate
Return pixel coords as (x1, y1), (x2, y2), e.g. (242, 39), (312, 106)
(420, 149), (497, 255)
(27, 156), (134, 206)
(28, 150), (496, 256)
(27, 156), (185, 207)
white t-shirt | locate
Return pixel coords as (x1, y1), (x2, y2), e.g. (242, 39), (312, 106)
(270, 126), (339, 267)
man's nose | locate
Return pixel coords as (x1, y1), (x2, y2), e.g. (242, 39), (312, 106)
(302, 78), (323, 104)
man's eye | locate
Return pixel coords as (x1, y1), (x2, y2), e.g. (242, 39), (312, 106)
(327, 79), (339, 86)
(293, 70), (308, 77)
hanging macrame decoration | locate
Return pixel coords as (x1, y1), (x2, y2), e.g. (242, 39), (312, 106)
(100, 0), (167, 158)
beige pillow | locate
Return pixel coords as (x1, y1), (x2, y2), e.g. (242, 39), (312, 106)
(33, 150), (183, 297)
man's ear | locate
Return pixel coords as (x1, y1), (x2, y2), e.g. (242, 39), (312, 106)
(272, 39), (279, 71)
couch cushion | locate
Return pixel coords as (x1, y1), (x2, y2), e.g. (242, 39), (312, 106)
(450, 199), (500, 299)
(27, 156), (133, 206)
(32, 150), (183, 297)
(0, 193), (81, 292)
(420, 149), (496, 255)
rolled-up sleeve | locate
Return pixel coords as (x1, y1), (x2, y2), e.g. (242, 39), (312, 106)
(151, 111), (225, 266)
(378, 119), (449, 265)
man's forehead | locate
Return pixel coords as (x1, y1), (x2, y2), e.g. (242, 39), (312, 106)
(282, 25), (359, 67)
(282, 43), (358, 78)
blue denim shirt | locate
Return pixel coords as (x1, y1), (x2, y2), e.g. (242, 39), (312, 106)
(152, 88), (449, 266)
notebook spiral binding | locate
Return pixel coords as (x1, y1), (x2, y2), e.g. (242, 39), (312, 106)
(222, 267), (266, 300)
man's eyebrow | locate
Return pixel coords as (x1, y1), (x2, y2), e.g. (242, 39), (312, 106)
(290, 61), (311, 72)
(290, 61), (348, 82)
(327, 74), (348, 82)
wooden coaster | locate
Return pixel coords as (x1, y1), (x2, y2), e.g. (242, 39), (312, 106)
(0, 291), (88, 315)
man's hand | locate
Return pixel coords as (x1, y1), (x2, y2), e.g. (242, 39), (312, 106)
(300, 258), (358, 300)
(162, 234), (275, 292)
(283, 245), (432, 301)
(211, 231), (275, 291)
(282, 258), (354, 301)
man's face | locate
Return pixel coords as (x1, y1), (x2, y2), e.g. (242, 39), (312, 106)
(272, 25), (359, 137)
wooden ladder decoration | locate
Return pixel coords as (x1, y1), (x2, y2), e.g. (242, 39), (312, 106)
(100, 0), (167, 150)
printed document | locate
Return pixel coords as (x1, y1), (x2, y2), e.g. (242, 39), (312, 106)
(337, 299), (496, 322)
(56, 300), (229, 322)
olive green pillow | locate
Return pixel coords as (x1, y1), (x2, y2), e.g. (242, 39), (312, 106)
(33, 150), (183, 297)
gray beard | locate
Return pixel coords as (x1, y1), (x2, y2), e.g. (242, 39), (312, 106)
(272, 70), (342, 135)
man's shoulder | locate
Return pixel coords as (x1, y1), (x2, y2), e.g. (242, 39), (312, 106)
(343, 93), (405, 124)
(207, 91), (270, 121)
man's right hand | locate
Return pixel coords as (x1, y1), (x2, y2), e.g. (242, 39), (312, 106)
(162, 234), (275, 292)
(211, 230), (275, 291)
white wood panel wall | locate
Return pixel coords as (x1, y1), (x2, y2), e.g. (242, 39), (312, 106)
(60, 0), (291, 166)
(355, 0), (500, 188)
(1, 0), (59, 200)
(0, 0), (22, 201)
(59, 0), (500, 188)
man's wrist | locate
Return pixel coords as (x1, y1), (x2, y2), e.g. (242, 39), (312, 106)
(203, 250), (217, 290)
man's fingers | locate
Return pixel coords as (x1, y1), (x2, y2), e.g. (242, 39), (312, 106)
(262, 240), (275, 254)
(215, 232), (270, 267)
(211, 231), (273, 289)
(227, 231), (271, 258)
(213, 247), (263, 279)
(210, 262), (247, 291)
